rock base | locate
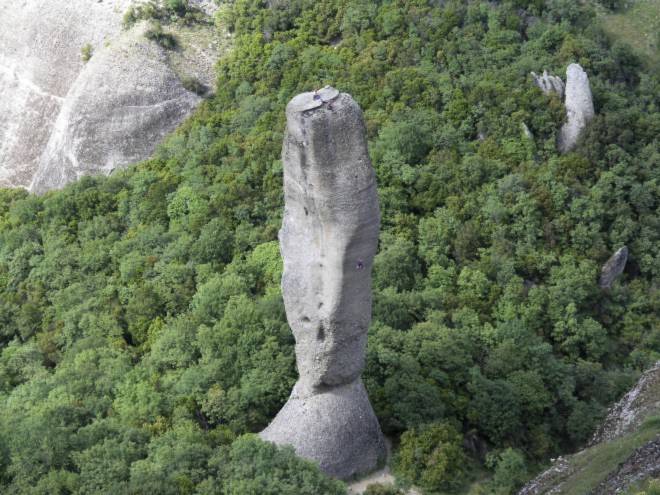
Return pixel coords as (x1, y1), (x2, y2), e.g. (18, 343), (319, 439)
(260, 378), (387, 480)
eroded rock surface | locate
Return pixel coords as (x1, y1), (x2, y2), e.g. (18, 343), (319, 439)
(599, 246), (628, 290)
(531, 70), (565, 98)
(0, 0), (220, 193)
(260, 87), (386, 479)
(592, 437), (660, 494)
(558, 63), (595, 153)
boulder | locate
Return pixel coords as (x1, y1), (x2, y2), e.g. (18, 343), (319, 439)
(599, 246), (628, 290)
(531, 70), (565, 98)
(260, 87), (387, 479)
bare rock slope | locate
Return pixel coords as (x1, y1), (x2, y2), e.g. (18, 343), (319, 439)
(260, 87), (387, 480)
(0, 0), (221, 193)
(519, 362), (660, 495)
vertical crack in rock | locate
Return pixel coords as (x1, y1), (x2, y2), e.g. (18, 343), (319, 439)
(558, 63), (595, 153)
(260, 87), (387, 479)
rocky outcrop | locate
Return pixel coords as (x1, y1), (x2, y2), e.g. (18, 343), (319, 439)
(260, 87), (387, 479)
(531, 70), (565, 98)
(591, 361), (660, 445)
(519, 362), (660, 495)
(0, 0), (220, 193)
(592, 437), (660, 494)
(558, 63), (595, 153)
(599, 246), (628, 290)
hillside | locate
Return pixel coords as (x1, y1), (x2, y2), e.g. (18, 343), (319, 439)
(520, 362), (660, 494)
(0, 0), (658, 493)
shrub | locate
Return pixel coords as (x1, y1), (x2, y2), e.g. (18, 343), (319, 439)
(487, 448), (529, 495)
(181, 76), (207, 96)
(394, 422), (469, 493)
(165, 0), (188, 16)
(80, 43), (93, 63)
(364, 484), (403, 495)
(145, 21), (177, 50)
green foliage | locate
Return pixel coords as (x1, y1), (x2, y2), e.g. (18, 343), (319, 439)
(207, 435), (347, 495)
(0, 0), (658, 492)
(394, 422), (470, 493)
(165, 0), (188, 16)
(633, 479), (660, 495)
(181, 75), (207, 96)
(123, 0), (204, 31)
(364, 484), (404, 495)
(80, 43), (93, 63)
(145, 21), (178, 50)
(486, 448), (529, 495)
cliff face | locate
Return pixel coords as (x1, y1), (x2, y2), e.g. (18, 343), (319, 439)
(0, 0), (220, 193)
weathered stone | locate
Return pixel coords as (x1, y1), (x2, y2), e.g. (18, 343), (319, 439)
(0, 0), (220, 193)
(592, 437), (660, 494)
(262, 379), (386, 479)
(30, 23), (204, 193)
(260, 87), (386, 479)
(531, 70), (565, 98)
(558, 63), (595, 153)
(599, 246), (628, 289)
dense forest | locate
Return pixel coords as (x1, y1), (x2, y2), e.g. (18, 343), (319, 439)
(0, 0), (658, 493)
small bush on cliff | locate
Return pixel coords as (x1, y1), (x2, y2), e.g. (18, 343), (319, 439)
(80, 43), (93, 63)
(145, 21), (177, 49)
(181, 75), (207, 96)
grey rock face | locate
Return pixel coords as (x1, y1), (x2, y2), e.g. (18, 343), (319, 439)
(30, 24), (203, 193)
(592, 437), (660, 494)
(558, 63), (595, 153)
(260, 87), (386, 479)
(531, 70), (565, 98)
(263, 379), (386, 479)
(0, 0), (220, 193)
(599, 246), (628, 289)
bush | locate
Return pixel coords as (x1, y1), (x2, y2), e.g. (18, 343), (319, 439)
(145, 21), (177, 50)
(364, 484), (403, 495)
(80, 43), (93, 63)
(212, 435), (347, 495)
(165, 0), (188, 16)
(487, 448), (529, 495)
(394, 422), (469, 493)
(181, 76), (207, 96)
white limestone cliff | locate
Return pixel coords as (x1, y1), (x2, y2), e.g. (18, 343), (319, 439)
(0, 0), (220, 193)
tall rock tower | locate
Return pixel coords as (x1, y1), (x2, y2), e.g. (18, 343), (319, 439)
(260, 87), (387, 479)
(558, 63), (595, 153)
